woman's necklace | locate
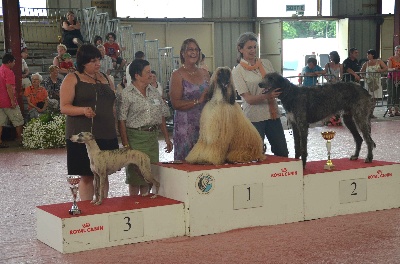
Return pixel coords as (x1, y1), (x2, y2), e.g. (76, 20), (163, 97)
(83, 72), (101, 83)
(183, 64), (198, 76)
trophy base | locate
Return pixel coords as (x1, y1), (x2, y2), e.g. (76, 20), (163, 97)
(69, 209), (81, 215)
(324, 164), (335, 170)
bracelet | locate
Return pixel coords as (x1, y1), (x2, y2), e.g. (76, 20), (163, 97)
(193, 100), (197, 105)
(123, 144), (129, 148)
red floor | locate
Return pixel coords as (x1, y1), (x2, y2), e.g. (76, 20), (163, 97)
(1, 113), (400, 263)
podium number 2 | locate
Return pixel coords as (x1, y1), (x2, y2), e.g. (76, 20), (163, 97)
(339, 179), (366, 204)
(351, 182), (357, 195)
(124, 216), (131, 231)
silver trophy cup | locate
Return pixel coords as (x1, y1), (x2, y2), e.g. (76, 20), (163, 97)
(67, 176), (81, 215)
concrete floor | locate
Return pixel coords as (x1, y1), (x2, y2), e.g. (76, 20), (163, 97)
(1, 105), (400, 263)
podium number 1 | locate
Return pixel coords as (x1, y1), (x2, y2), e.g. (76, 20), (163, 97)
(233, 183), (263, 210)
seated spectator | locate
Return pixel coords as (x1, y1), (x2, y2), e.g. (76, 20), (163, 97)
(301, 57), (326, 87)
(43, 65), (62, 112)
(59, 53), (76, 72)
(24, 73), (49, 120)
(61, 10), (84, 56)
(104, 32), (126, 77)
(53, 44), (70, 75)
(97, 44), (114, 76)
(150, 70), (165, 99)
(21, 48), (31, 90)
(94, 35), (103, 46)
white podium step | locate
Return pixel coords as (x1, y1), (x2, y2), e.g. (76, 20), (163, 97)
(154, 155), (304, 237)
(36, 195), (185, 253)
(303, 158), (400, 220)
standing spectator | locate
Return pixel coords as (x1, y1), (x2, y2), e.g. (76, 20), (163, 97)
(324, 51), (343, 83)
(117, 59), (172, 196)
(301, 57), (326, 87)
(53, 44), (70, 75)
(43, 65), (62, 112)
(61, 10), (84, 56)
(342, 47), (361, 82)
(386, 45), (400, 117)
(324, 51), (344, 126)
(60, 44), (118, 201)
(24, 73), (49, 120)
(134, 51), (145, 60)
(360, 49), (388, 118)
(104, 32), (126, 77)
(199, 53), (209, 72)
(232, 32), (288, 157)
(97, 44), (114, 76)
(150, 70), (164, 99)
(0, 53), (24, 148)
(169, 38), (210, 160)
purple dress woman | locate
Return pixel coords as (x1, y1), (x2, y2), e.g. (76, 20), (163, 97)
(173, 79), (209, 160)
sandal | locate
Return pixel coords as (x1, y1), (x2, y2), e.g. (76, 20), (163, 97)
(0, 142), (9, 148)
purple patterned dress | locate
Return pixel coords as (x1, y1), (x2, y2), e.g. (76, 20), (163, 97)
(173, 79), (209, 160)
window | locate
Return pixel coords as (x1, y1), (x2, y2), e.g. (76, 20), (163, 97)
(116, 0), (202, 18)
(382, 0), (395, 14)
(257, 0), (331, 17)
(0, 0), (47, 16)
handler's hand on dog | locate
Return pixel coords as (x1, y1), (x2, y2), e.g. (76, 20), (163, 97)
(269, 88), (282, 99)
(83, 107), (96, 118)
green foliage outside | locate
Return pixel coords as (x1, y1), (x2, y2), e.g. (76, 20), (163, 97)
(283, 21), (336, 39)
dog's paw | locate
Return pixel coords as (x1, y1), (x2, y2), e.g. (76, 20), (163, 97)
(150, 194), (157, 199)
(350, 155), (359, 160)
(364, 157), (373, 163)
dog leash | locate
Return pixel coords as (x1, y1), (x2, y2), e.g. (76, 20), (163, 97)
(91, 88), (98, 135)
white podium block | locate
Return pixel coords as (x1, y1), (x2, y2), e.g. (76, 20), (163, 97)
(155, 155), (304, 237)
(304, 159), (400, 220)
(36, 195), (185, 253)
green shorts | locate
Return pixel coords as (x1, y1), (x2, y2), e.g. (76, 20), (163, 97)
(0, 106), (24, 126)
(125, 128), (159, 186)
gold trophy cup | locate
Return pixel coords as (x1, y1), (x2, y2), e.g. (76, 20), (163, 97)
(321, 131), (336, 170)
(67, 176), (81, 215)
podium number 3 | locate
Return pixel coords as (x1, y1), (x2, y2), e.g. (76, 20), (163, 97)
(351, 182), (357, 195)
(124, 216), (131, 231)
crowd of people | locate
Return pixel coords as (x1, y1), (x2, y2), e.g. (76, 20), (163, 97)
(2, 11), (400, 200)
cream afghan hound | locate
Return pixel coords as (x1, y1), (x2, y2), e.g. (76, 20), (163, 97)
(186, 67), (265, 165)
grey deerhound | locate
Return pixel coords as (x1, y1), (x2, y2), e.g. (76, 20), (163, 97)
(70, 132), (159, 205)
(259, 72), (376, 168)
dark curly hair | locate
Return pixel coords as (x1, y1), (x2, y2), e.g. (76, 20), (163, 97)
(76, 44), (101, 73)
(106, 32), (116, 41)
